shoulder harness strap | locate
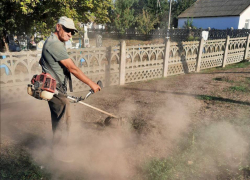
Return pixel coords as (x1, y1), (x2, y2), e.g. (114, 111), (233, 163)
(39, 57), (73, 93)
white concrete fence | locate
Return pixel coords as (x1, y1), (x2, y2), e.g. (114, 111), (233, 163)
(1, 34), (250, 104)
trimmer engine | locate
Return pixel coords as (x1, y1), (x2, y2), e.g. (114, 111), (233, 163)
(27, 73), (57, 101)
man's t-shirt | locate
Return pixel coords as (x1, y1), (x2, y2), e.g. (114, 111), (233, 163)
(42, 33), (69, 84)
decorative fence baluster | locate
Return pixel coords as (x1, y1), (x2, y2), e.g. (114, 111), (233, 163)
(196, 38), (205, 72)
(244, 34), (250, 60)
(222, 36), (230, 67)
(119, 41), (126, 85)
(163, 38), (170, 77)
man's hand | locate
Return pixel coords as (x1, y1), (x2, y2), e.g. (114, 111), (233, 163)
(89, 81), (101, 93)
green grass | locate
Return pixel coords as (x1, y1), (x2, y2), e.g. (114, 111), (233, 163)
(0, 146), (51, 180)
(245, 77), (250, 84)
(201, 61), (250, 73)
(187, 35), (200, 41)
(143, 122), (250, 180)
(196, 95), (214, 100)
(224, 61), (250, 70)
(229, 86), (248, 92)
(213, 77), (234, 83)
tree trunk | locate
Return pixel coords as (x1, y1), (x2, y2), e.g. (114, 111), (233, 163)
(3, 36), (9, 52)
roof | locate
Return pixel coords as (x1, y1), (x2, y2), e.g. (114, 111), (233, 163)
(178, 0), (250, 18)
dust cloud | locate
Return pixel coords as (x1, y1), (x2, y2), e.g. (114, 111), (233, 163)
(25, 95), (196, 180)
(26, 98), (139, 180)
(191, 121), (249, 179)
(2, 92), (249, 180)
(1, 99), (52, 147)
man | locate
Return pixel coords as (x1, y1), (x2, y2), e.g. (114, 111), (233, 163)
(39, 16), (101, 145)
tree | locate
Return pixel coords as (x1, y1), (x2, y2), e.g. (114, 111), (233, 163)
(0, 0), (34, 51)
(136, 10), (159, 34)
(132, 0), (169, 28)
(183, 18), (196, 29)
(0, 0), (113, 52)
(172, 0), (197, 27)
(157, 0), (170, 28)
(113, 0), (136, 34)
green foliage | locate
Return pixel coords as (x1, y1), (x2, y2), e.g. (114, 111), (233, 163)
(0, 0), (112, 41)
(187, 35), (199, 41)
(132, 0), (163, 16)
(132, 0), (170, 28)
(144, 0), (162, 16)
(172, 0), (197, 27)
(113, 0), (136, 34)
(183, 18), (196, 29)
(157, 0), (171, 28)
(0, 0), (198, 45)
(0, 146), (51, 179)
(136, 10), (159, 34)
(0, 0), (33, 37)
(134, 0), (197, 29)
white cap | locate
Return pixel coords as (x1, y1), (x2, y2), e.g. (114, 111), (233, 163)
(57, 16), (78, 33)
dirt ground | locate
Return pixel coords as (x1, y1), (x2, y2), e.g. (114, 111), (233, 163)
(1, 62), (250, 179)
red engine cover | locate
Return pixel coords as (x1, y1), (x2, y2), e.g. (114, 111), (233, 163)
(34, 73), (56, 93)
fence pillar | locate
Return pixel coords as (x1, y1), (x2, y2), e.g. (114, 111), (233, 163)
(196, 38), (204, 72)
(105, 46), (112, 87)
(163, 38), (170, 77)
(244, 34), (250, 61)
(222, 35), (230, 68)
(119, 41), (126, 85)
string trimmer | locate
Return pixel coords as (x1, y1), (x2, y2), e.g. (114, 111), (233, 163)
(27, 76), (122, 125)
(67, 81), (123, 125)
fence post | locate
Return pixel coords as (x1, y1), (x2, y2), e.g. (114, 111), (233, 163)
(105, 46), (112, 87)
(244, 34), (250, 61)
(222, 35), (230, 68)
(196, 38), (204, 72)
(119, 41), (126, 85)
(163, 37), (170, 77)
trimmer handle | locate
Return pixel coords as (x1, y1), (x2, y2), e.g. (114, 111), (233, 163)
(89, 80), (103, 94)
(68, 80), (103, 102)
(85, 80), (103, 99)
(97, 80), (103, 89)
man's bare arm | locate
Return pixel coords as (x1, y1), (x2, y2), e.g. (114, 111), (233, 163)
(60, 58), (100, 93)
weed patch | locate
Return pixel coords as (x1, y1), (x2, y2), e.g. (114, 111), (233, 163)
(132, 118), (147, 132)
(229, 86), (248, 92)
(225, 61), (250, 69)
(245, 77), (250, 84)
(143, 122), (250, 180)
(0, 146), (51, 179)
(196, 95), (214, 100)
(213, 76), (234, 83)
(201, 61), (250, 73)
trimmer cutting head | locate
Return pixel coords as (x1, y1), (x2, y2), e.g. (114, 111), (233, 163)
(104, 116), (127, 127)
(67, 80), (126, 127)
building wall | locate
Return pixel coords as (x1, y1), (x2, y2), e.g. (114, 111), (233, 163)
(178, 16), (240, 29)
(239, 6), (250, 29)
